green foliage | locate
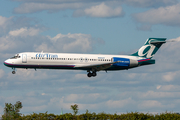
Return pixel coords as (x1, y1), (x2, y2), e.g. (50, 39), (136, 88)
(21, 111), (57, 120)
(2, 101), (22, 120)
(2, 102), (180, 120)
(79, 109), (95, 120)
(2, 111), (180, 120)
(154, 111), (180, 120)
(70, 104), (79, 116)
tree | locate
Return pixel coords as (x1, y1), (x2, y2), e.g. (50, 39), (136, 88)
(2, 101), (22, 119)
(70, 104), (78, 115)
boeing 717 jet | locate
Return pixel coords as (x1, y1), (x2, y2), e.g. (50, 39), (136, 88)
(4, 38), (166, 77)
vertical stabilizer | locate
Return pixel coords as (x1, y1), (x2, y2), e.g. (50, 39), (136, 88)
(131, 38), (166, 58)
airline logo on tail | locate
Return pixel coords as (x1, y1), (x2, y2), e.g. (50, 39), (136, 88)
(131, 38), (166, 58)
(138, 43), (156, 58)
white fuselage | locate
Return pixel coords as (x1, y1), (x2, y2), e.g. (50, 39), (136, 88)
(4, 52), (145, 70)
(4, 52), (153, 77)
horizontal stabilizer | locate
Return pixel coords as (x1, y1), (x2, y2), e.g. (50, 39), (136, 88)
(149, 39), (166, 44)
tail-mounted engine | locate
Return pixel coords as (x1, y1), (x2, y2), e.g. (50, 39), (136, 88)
(112, 57), (138, 68)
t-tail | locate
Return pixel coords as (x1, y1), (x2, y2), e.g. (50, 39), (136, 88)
(131, 38), (166, 58)
(131, 38), (166, 65)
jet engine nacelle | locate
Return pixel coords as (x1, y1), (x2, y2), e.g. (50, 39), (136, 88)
(113, 57), (138, 67)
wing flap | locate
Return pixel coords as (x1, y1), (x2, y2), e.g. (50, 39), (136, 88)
(74, 61), (119, 71)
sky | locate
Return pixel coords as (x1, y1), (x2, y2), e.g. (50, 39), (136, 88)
(1, 0), (180, 115)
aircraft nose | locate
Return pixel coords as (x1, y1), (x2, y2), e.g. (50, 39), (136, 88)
(4, 59), (10, 66)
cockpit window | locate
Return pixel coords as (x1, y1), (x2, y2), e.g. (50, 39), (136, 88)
(10, 54), (21, 59)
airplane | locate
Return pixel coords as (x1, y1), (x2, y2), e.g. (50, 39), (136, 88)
(4, 38), (166, 77)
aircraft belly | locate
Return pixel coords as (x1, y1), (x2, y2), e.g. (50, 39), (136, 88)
(5, 60), (75, 69)
(75, 66), (130, 71)
(106, 66), (130, 70)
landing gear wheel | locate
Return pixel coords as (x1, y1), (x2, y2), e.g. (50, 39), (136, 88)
(87, 72), (92, 77)
(92, 72), (97, 77)
(87, 71), (97, 77)
(12, 71), (16, 74)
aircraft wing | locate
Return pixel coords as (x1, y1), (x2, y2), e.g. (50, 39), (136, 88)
(74, 61), (119, 71)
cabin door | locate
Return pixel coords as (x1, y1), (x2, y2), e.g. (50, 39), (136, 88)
(22, 54), (27, 63)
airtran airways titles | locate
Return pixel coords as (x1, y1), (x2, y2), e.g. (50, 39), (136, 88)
(4, 38), (167, 77)
(36, 53), (58, 58)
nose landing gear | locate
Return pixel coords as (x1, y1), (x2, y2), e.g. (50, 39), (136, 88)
(12, 71), (16, 74)
(12, 68), (16, 74)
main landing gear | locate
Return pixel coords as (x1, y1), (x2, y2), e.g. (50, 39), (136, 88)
(87, 71), (97, 77)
